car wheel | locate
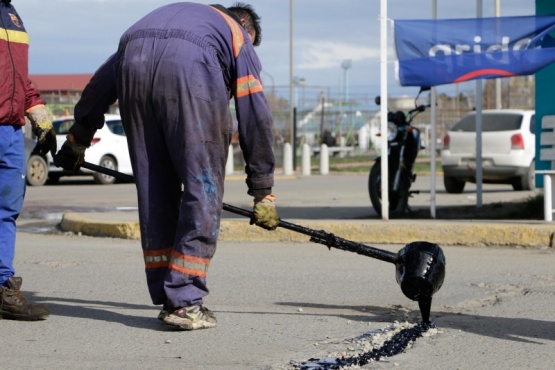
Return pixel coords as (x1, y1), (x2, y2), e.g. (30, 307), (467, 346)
(26, 155), (48, 186)
(93, 155), (117, 185)
(444, 176), (465, 194)
(512, 162), (535, 191)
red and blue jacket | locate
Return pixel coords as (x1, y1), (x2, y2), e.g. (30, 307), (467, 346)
(0, 0), (45, 126)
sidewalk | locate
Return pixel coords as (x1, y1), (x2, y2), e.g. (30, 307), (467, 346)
(57, 174), (555, 248)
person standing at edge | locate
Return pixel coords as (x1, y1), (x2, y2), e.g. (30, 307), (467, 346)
(0, 0), (55, 321)
(54, 2), (279, 330)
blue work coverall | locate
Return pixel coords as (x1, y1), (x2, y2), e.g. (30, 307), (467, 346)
(70, 3), (275, 309)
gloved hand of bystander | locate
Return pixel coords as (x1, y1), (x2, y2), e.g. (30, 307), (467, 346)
(26, 105), (57, 157)
(251, 194), (279, 230)
(53, 135), (87, 172)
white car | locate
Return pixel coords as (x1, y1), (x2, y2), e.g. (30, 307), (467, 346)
(45, 114), (133, 185)
(441, 109), (536, 193)
(25, 136), (49, 186)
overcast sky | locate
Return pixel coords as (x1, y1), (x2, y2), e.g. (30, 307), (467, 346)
(15, 0), (536, 99)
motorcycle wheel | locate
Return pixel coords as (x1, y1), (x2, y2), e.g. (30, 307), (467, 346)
(368, 161), (410, 218)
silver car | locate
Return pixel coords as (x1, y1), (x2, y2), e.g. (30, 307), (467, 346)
(441, 109), (536, 193)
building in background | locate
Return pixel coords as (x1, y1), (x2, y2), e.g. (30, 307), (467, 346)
(29, 74), (93, 117)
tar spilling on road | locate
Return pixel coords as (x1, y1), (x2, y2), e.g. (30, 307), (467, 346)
(295, 322), (437, 369)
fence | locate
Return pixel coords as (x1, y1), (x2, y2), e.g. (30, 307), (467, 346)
(37, 80), (535, 157)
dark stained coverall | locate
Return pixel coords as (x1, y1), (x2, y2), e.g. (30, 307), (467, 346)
(70, 3), (275, 308)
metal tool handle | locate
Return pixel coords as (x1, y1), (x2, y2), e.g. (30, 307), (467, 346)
(222, 203), (398, 264)
(82, 161), (135, 182)
(81, 162), (398, 265)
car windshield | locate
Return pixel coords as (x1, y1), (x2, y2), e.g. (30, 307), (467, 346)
(52, 118), (125, 136)
(106, 120), (125, 136)
(451, 113), (523, 132)
(53, 119), (75, 135)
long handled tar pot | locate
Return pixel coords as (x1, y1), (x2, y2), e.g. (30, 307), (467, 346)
(222, 203), (445, 324)
(81, 161), (446, 323)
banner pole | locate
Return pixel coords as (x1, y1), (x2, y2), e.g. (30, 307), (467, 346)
(476, 0), (483, 208)
(430, 0), (438, 219)
(380, 0), (389, 220)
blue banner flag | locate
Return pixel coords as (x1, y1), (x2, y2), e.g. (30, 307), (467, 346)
(394, 15), (555, 87)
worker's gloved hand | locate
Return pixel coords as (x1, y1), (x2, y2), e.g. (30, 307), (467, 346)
(26, 105), (57, 157)
(251, 194), (279, 230)
(53, 135), (87, 172)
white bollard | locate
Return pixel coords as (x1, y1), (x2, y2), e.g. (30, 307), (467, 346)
(225, 145), (234, 175)
(358, 126), (369, 150)
(301, 143), (311, 176)
(319, 144), (329, 175)
(283, 142), (294, 175)
(339, 136), (347, 158)
(544, 174), (553, 221)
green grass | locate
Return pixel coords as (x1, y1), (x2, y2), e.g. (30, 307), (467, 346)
(313, 155), (442, 175)
(234, 152), (442, 174)
(310, 154), (374, 165)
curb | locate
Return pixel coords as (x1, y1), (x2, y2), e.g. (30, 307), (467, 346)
(60, 213), (555, 248)
(60, 213), (141, 240)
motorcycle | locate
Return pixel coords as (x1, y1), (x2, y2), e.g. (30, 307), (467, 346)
(368, 88), (429, 217)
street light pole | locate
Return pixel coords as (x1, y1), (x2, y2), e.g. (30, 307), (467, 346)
(289, 0), (295, 146)
(293, 76), (304, 171)
(341, 59), (352, 140)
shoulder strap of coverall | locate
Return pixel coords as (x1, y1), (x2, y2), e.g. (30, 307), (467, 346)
(209, 4), (245, 58)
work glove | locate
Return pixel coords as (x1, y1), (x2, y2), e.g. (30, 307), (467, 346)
(26, 105), (57, 157)
(251, 194), (279, 230)
(53, 135), (87, 172)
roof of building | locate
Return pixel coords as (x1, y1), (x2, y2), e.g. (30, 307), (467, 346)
(29, 74), (93, 91)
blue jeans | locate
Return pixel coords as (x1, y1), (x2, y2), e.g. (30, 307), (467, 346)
(0, 125), (26, 286)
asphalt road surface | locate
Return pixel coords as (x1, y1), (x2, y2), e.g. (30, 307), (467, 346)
(21, 174), (539, 221)
(4, 231), (555, 369)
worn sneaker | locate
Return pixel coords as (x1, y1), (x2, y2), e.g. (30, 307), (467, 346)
(157, 304), (171, 321)
(163, 305), (217, 330)
(0, 284), (50, 321)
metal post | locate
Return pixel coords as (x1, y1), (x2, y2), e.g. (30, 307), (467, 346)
(476, 0), (483, 208)
(495, 0), (502, 109)
(430, 0), (437, 219)
(341, 59), (352, 144)
(380, 0), (389, 220)
(289, 0), (294, 145)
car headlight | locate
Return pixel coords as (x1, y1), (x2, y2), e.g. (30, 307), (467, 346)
(387, 122), (397, 141)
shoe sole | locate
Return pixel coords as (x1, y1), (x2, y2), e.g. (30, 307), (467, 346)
(163, 322), (217, 330)
(0, 312), (50, 321)
(162, 316), (217, 331)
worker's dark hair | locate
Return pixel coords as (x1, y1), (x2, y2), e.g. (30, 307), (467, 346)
(228, 2), (262, 46)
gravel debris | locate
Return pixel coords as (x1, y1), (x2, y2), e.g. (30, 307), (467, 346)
(277, 321), (441, 370)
